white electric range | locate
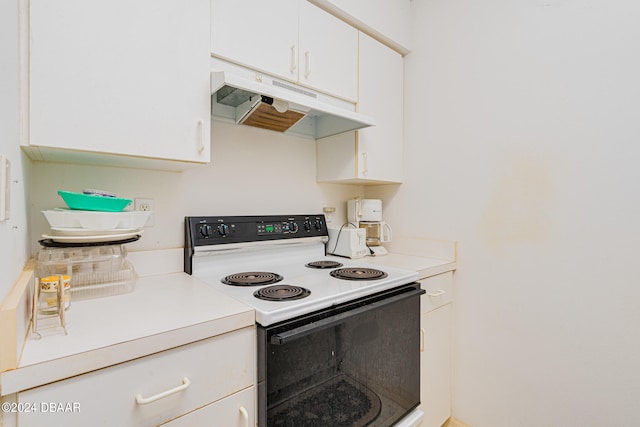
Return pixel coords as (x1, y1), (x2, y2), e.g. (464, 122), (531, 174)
(184, 214), (424, 427)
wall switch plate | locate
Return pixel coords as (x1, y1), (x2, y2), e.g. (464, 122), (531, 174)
(134, 198), (154, 227)
(0, 155), (10, 222)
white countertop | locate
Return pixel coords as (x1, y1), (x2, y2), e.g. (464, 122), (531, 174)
(362, 253), (456, 280)
(0, 273), (254, 395)
(338, 236), (458, 280)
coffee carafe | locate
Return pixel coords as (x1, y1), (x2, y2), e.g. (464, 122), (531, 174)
(358, 221), (392, 246)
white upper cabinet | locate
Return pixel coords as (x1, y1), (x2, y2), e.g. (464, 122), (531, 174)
(210, 0), (299, 82)
(24, 0), (211, 170)
(298, 1), (358, 102)
(316, 32), (403, 184)
(210, 0), (358, 102)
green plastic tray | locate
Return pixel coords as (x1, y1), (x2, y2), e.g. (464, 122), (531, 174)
(58, 190), (132, 212)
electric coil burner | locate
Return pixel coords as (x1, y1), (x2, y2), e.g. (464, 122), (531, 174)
(222, 272), (283, 286)
(330, 267), (389, 281)
(254, 285), (311, 301)
(305, 260), (344, 269)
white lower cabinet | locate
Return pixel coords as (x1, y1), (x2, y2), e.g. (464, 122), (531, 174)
(16, 326), (255, 427)
(419, 273), (453, 427)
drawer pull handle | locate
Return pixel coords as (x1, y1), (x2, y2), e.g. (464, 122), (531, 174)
(135, 377), (190, 405)
(427, 289), (445, 297)
(239, 406), (249, 427)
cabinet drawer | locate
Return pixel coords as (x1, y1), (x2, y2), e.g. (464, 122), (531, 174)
(420, 272), (453, 313)
(161, 386), (255, 426)
(18, 326), (255, 427)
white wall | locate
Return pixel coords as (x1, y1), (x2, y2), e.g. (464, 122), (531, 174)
(30, 121), (362, 254)
(368, 0), (640, 425)
(0, 0), (31, 301)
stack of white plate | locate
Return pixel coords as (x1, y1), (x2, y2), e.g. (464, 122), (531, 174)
(41, 209), (152, 243)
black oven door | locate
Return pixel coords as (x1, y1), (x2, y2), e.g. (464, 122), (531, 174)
(257, 283), (425, 427)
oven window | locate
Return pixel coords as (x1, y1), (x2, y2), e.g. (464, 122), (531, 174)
(261, 288), (421, 426)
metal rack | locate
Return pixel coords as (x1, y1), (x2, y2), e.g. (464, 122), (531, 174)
(31, 244), (137, 338)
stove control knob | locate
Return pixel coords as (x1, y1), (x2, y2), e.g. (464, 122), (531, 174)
(314, 220), (323, 231)
(289, 222), (299, 233)
(303, 220), (312, 232)
(199, 224), (212, 238)
(217, 224), (229, 236)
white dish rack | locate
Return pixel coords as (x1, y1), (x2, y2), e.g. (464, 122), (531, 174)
(35, 244), (137, 301)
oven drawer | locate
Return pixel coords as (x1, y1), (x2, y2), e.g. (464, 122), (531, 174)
(420, 272), (453, 313)
(17, 326), (255, 427)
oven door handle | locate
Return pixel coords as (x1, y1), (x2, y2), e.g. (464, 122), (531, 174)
(270, 288), (425, 345)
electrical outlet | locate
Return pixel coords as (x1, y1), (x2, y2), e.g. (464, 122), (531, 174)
(134, 198), (154, 227)
(322, 206), (336, 226)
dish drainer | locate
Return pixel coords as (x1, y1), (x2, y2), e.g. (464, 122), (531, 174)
(32, 243), (137, 338)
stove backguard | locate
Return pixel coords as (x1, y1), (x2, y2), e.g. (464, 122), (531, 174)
(257, 283), (424, 427)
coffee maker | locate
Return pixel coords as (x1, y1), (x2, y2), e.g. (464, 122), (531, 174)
(347, 199), (392, 255)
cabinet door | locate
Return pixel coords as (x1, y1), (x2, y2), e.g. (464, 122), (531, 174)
(211, 0), (299, 82)
(316, 32), (403, 184)
(28, 0), (210, 163)
(298, 1), (358, 102)
(420, 304), (452, 427)
(356, 32), (403, 182)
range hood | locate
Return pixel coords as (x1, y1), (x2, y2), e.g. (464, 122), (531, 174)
(210, 59), (375, 139)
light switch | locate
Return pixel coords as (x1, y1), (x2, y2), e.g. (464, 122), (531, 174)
(0, 155), (10, 222)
